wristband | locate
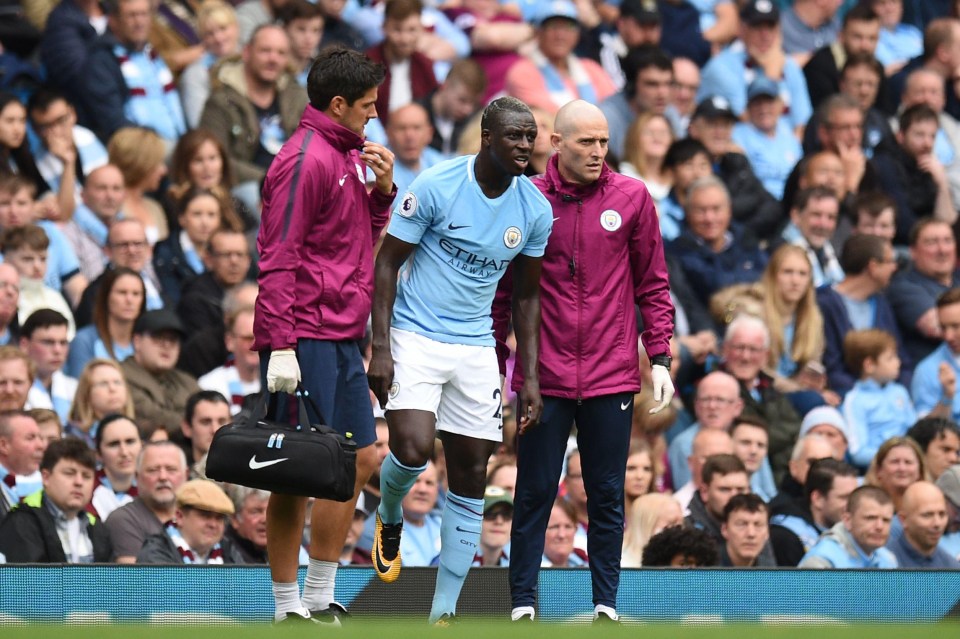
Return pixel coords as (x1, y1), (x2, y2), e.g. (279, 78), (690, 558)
(651, 355), (672, 371)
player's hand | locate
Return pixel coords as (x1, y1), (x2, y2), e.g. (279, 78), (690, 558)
(266, 349), (300, 394)
(367, 347), (395, 409)
(361, 142), (395, 197)
(517, 379), (542, 434)
(648, 364), (674, 414)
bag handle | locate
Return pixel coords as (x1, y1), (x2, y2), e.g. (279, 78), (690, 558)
(258, 385), (336, 435)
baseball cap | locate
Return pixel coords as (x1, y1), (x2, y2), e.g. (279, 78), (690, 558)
(620, 0), (661, 24)
(693, 95), (737, 122)
(483, 486), (513, 514)
(534, 0), (579, 27)
(799, 406), (851, 443)
(740, 0), (780, 26)
(747, 76), (780, 102)
(936, 464), (960, 508)
(133, 309), (186, 338)
(176, 479), (235, 515)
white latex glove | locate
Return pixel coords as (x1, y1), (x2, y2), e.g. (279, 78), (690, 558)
(648, 364), (675, 414)
(266, 349), (300, 394)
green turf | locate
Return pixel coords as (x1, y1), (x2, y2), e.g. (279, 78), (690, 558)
(5, 621), (960, 639)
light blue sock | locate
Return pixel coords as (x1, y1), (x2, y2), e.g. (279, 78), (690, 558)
(429, 492), (483, 623)
(378, 451), (426, 525)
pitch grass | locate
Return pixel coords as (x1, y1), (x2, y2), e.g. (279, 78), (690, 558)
(5, 621), (960, 639)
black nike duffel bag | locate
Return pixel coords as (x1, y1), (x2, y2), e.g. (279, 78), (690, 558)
(206, 388), (357, 501)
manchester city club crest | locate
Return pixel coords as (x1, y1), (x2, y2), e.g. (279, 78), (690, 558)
(389, 382), (400, 398)
(600, 210), (622, 232)
(398, 193), (418, 218)
(503, 226), (522, 249)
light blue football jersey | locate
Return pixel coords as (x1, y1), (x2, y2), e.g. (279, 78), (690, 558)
(387, 154), (553, 346)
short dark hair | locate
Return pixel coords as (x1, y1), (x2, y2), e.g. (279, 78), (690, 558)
(907, 417), (960, 453)
(853, 190), (895, 222)
(26, 86), (70, 117)
(622, 46), (673, 98)
(41, 437), (97, 473)
(839, 233), (888, 274)
(908, 216), (950, 247)
(642, 525), (719, 567)
(480, 96), (532, 133)
(936, 287), (960, 310)
(793, 185), (839, 213)
(843, 328), (896, 377)
(729, 415), (768, 437)
(663, 138), (710, 170)
(805, 458), (858, 505)
(185, 390), (230, 424)
(306, 46), (386, 111)
(847, 485), (892, 513)
(20, 309), (69, 339)
(384, 0), (422, 22)
(276, 0), (323, 24)
(844, 3), (878, 28)
(701, 453), (747, 486)
(841, 52), (883, 82)
(899, 103), (938, 134)
(2, 224), (50, 254)
(95, 413), (140, 453)
(721, 492), (767, 523)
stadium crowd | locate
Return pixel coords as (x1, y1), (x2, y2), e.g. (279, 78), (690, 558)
(0, 0), (959, 575)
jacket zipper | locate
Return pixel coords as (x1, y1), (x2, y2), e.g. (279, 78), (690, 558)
(563, 193), (583, 404)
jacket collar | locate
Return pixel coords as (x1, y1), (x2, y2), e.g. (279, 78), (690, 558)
(301, 105), (365, 153)
(540, 155), (611, 199)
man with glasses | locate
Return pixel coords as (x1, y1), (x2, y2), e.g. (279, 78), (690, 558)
(176, 229), (253, 336)
(668, 57), (701, 136)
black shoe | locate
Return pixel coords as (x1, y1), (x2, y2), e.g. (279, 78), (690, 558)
(275, 610), (319, 625)
(309, 602), (350, 626)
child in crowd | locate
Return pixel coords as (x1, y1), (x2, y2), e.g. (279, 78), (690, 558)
(658, 139), (713, 241)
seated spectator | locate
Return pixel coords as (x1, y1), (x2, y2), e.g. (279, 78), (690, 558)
(474, 485), (512, 567)
(865, 436), (927, 513)
(817, 234), (905, 396)
(153, 188), (226, 306)
(89, 414), (141, 521)
(177, 229), (253, 337)
(911, 287), (960, 421)
(121, 309), (200, 437)
(935, 464), (960, 560)
(504, 0), (615, 116)
(74, 220), (164, 329)
(562, 449), (588, 552)
(665, 176), (767, 300)
(486, 456), (517, 498)
(222, 484), (269, 564)
(656, 138), (712, 241)
(0, 347), (34, 414)
(0, 264), (19, 346)
(889, 18), (960, 122)
(178, 281), (258, 378)
(873, 105), (957, 238)
(771, 458), (858, 561)
(673, 428), (734, 513)
(278, 0), (324, 87)
(81, 0), (187, 146)
(887, 480), (960, 567)
(385, 103), (444, 196)
(830, 54), (896, 160)
(618, 112), (674, 214)
(773, 434), (838, 530)
(0, 93), (60, 215)
(730, 417), (776, 502)
(0, 437), (111, 562)
(732, 77), (802, 201)
(641, 524), (718, 567)
(65, 359), (135, 448)
(28, 407), (63, 445)
(906, 417), (960, 480)
(65, 267), (145, 378)
(108, 128), (170, 245)
(719, 493), (774, 567)
(137, 478), (234, 564)
(60, 165), (126, 283)
(624, 439), (655, 512)
(199, 25), (307, 210)
(621, 492), (684, 567)
(21, 309), (77, 424)
(179, 1), (242, 129)
(666, 57), (702, 135)
(1, 226), (76, 339)
(803, 5), (882, 111)
(799, 485), (898, 568)
(851, 191), (898, 244)
(871, 0), (923, 75)
(0, 410), (46, 519)
(417, 58), (485, 159)
(798, 406), (852, 461)
(177, 390), (231, 470)
(105, 440), (188, 563)
(400, 459), (442, 567)
(780, 186), (844, 288)
(542, 497), (588, 567)
(841, 329), (917, 469)
(197, 305), (260, 415)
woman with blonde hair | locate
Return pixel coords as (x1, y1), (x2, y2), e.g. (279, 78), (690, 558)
(108, 128), (170, 245)
(179, 1), (242, 128)
(65, 359), (136, 448)
(865, 436), (928, 513)
(619, 112), (674, 211)
(621, 493), (684, 567)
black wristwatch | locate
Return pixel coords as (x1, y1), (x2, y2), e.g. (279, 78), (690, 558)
(651, 355), (672, 371)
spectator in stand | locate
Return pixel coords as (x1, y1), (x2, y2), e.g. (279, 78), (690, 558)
(64, 359), (135, 448)
(579, 0), (663, 90)
(803, 4), (882, 111)
(176, 390), (231, 470)
(179, 1), (242, 129)
(0, 264), (19, 347)
(0, 346), (33, 414)
(21, 309), (77, 424)
(108, 128), (170, 246)
(686, 0), (739, 50)
(936, 464), (960, 560)
(0, 437), (112, 562)
(416, 59), (486, 159)
(798, 406), (852, 461)
(641, 524), (718, 566)
(906, 417), (960, 480)
(0, 93), (63, 220)
(384, 103), (444, 196)
(621, 492), (684, 567)
(779, 187), (844, 289)
(137, 478), (234, 564)
(850, 191), (898, 245)
(277, 0), (324, 87)
(504, 0), (616, 116)
(730, 416), (777, 502)
(618, 113), (674, 214)
(865, 436), (927, 513)
(197, 305), (260, 414)
(889, 18), (960, 121)
(871, 0), (923, 75)
(911, 288), (960, 422)
(28, 408), (63, 445)
(799, 485), (898, 568)
(667, 57), (701, 137)
(1, 226), (76, 339)
(397, 460), (442, 567)
(222, 484), (270, 564)
(657, 138), (712, 242)
(178, 281), (257, 379)
(886, 480), (959, 567)
(66, 267), (145, 378)
(719, 493), (774, 567)
(59, 165), (125, 283)
(0, 411), (46, 520)
(542, 497), (588, 567)
(674, 428), (734, 513)
(176, 229), (253, 336)
(89, 414), (141, 521)
(487, 457), (517, 498)
(474, 486), (512, 567)
(121, 309), (200, 437)
(780, 0), (843, 65)
(81, 0), (187, 146)
(105, 440), (188, 563)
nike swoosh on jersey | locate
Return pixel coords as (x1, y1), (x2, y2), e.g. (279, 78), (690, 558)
(248, 455), (289, 470)
(455, 526), (481, 534)
(620, 402), (631, 411)
(339, 174), (348, 186)
(447, 223), (470, 230)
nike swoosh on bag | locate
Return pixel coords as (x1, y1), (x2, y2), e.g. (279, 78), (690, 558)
(248, 455), (289, 470)
(620, 402), (631, 411)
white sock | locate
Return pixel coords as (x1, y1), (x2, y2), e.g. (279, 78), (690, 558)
(301, 558), (338, 611)
(594, 604), (618, 620)
(273, 581), (305, 621)
(511, 606), (535, 621)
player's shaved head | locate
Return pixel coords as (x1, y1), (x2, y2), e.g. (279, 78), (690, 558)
(553, 100), (606, 137)
(480, 96), (533, 132)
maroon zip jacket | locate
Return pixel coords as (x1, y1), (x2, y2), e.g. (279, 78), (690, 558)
(493, 156), (673, 399)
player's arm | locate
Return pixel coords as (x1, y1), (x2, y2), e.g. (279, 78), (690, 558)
(511, 253), (544, 432)
(368, 234), (419, 408)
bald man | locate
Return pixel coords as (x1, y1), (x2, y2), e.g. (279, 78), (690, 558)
(887, 481), (960, 567)
(385, 102), (444, 195)
(493, 100), (674, 623)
